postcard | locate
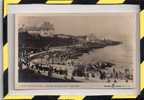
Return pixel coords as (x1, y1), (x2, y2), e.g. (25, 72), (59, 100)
(14, 11), (138, 90)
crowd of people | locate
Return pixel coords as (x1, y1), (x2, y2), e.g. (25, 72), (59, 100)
(19, 55), (132, 83)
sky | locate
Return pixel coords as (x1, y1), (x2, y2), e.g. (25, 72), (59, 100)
(17, 13), (136, 40)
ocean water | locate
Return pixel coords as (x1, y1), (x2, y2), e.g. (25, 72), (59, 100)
(78, 44), (134, 72)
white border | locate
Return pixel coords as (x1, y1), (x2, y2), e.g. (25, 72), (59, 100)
(8, 5), (140, 96)
(8, 5), (139, 13)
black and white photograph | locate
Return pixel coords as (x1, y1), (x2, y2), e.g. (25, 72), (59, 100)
(14, 13), (137, 89)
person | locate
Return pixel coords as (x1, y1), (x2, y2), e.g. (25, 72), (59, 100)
(18, 58), (23, 70)
(106, 69), (112, 82)
(124, 68), (130, 82)
(84, 64), (89, 80)
(115, 71), (118, 82)
(112, 68), (119, 83)
(118, 71), (123, 80)
(48, 65), (53, 77)
(99, 70), (106, 80)
(103, 71), (106, 80)
(66, 60), (75, 80)
(37, 64), (41, 74)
